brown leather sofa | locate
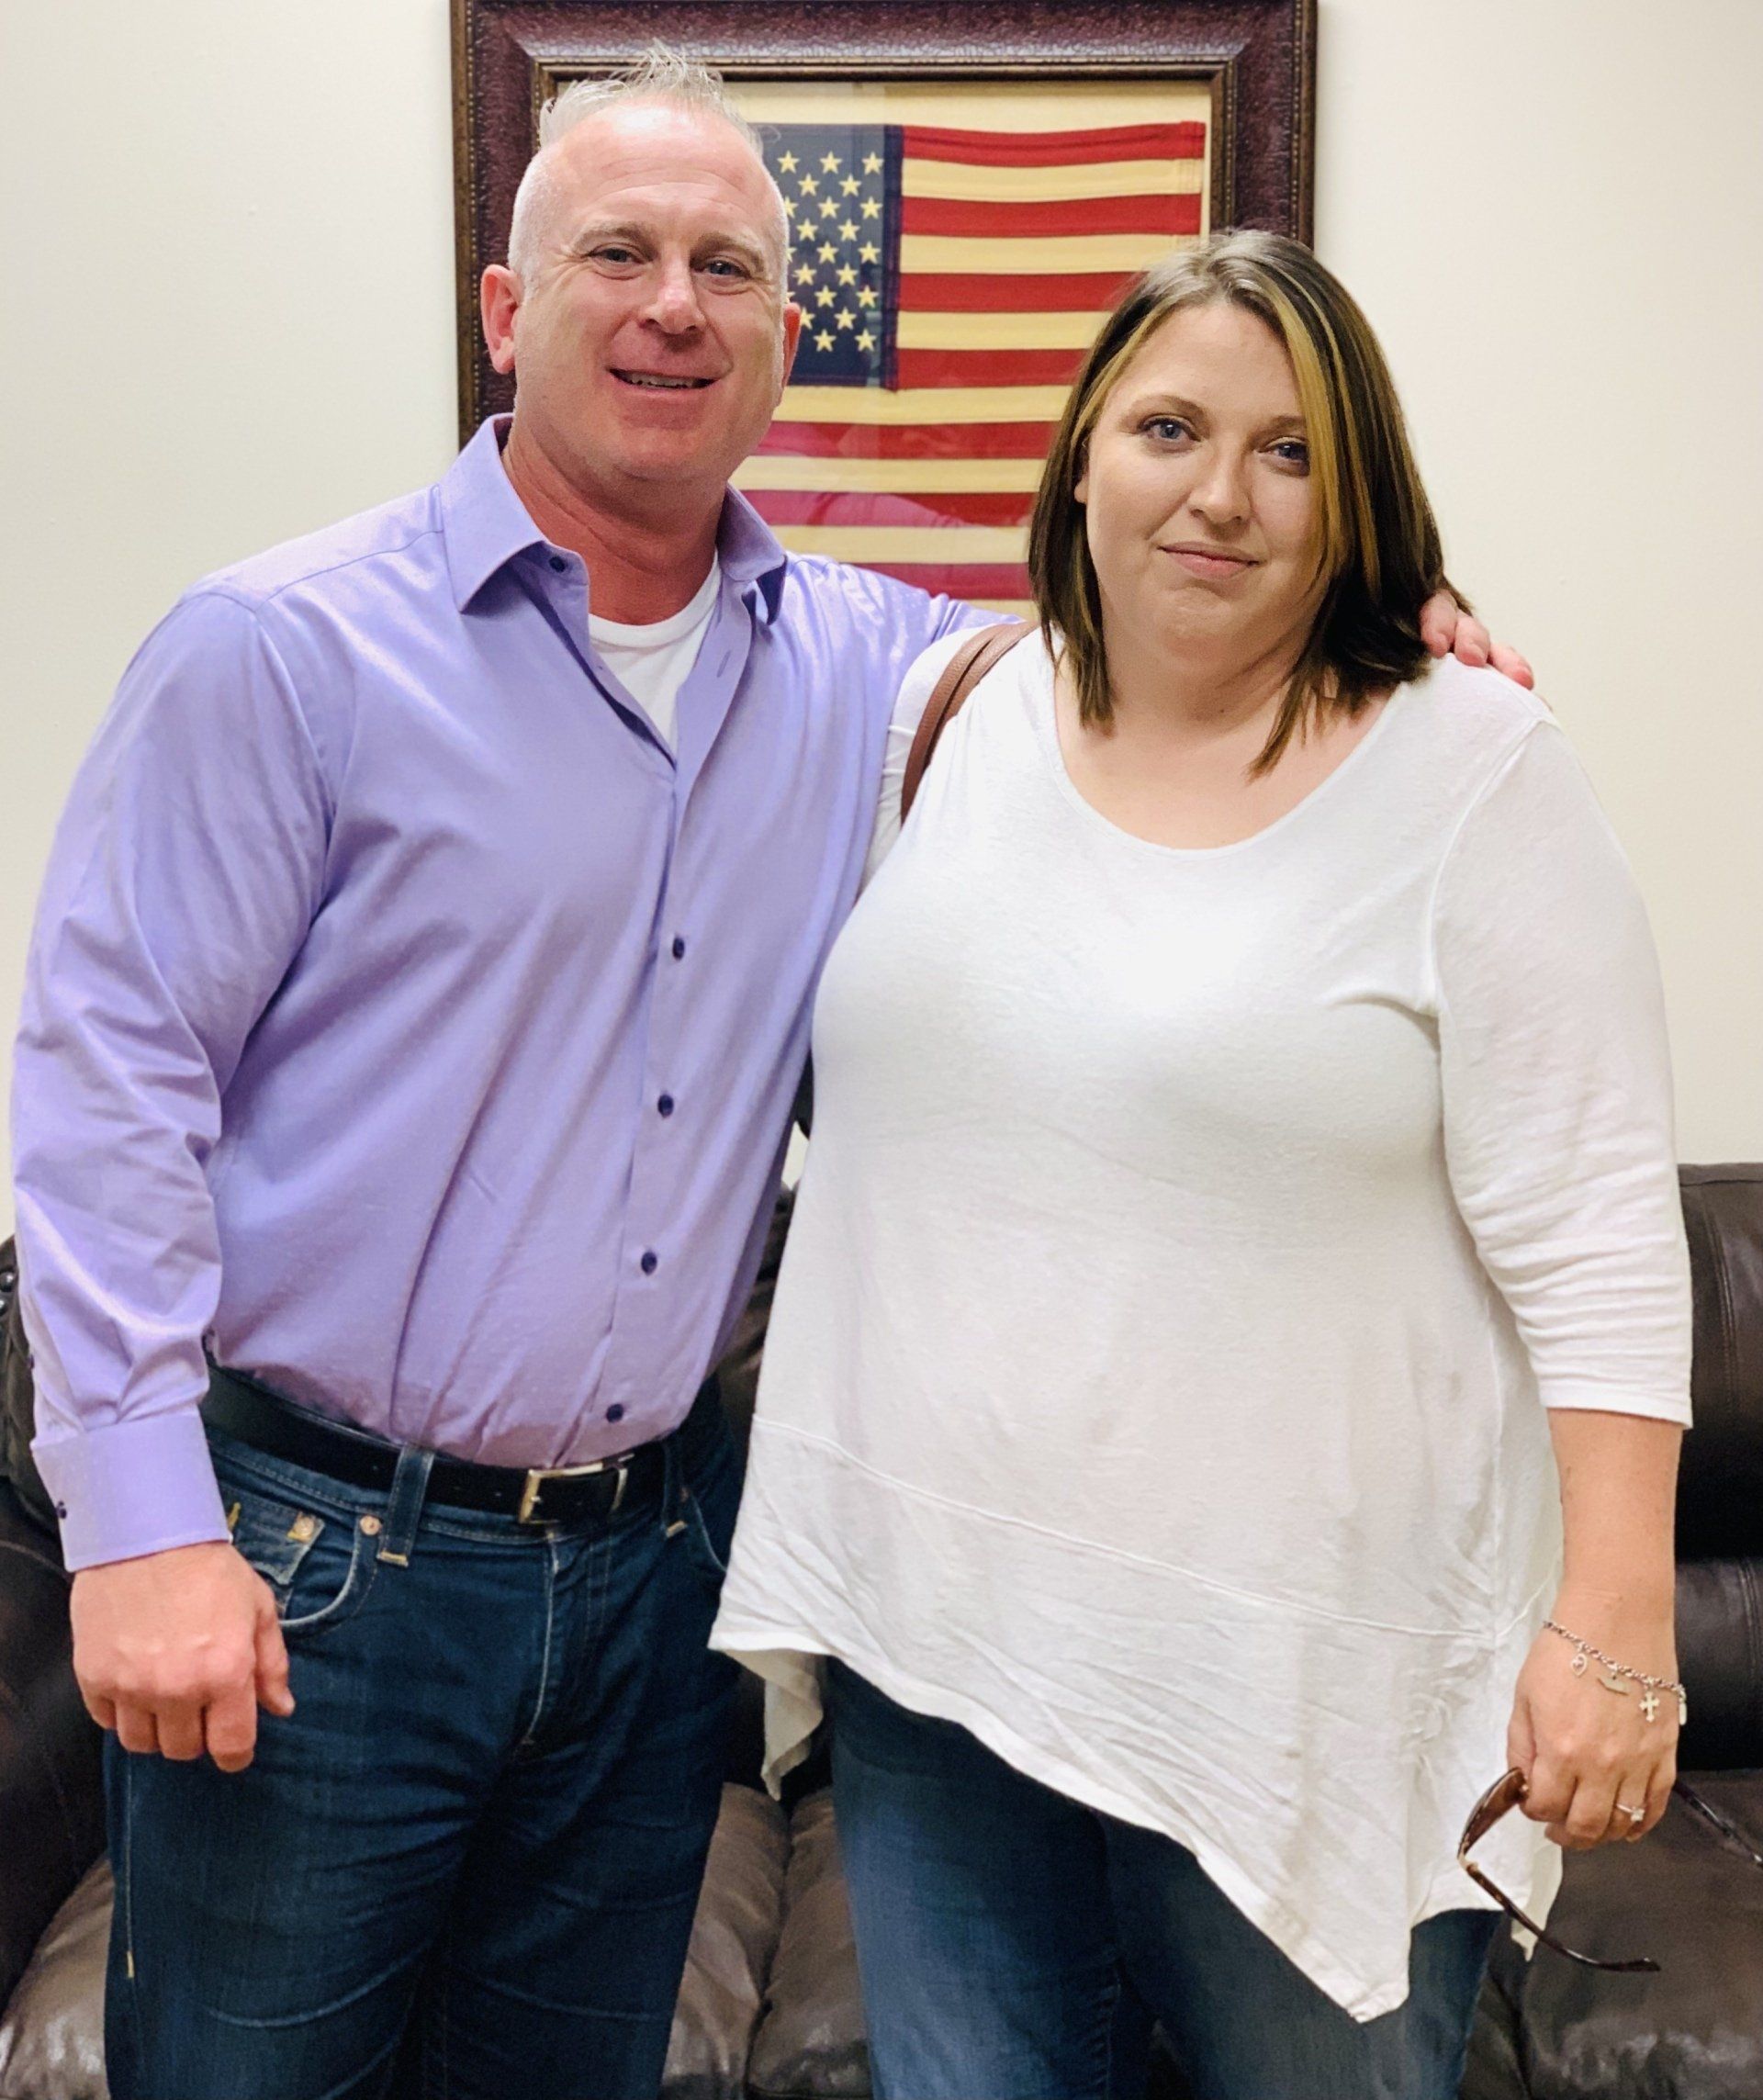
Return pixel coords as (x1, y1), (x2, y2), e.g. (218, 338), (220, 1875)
(3, 1169), (1760, 2100)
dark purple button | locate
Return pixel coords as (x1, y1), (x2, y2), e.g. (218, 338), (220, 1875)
(671, 937), (687, 960)
(657, 1094), (675, 1117)
(606, 1404), (625, 1424)
(640, 1250), (658, 1275)
(548, 554), (567, 573)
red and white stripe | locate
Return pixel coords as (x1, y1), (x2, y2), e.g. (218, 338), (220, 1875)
(737, 118), (1207, 610)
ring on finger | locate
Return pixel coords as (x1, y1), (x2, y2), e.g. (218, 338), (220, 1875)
(1617, 1801), (1646, 1825)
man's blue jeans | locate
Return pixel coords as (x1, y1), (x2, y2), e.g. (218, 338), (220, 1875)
(103, 1393), (739, 2100)
(827, 1660), (1499, 2100)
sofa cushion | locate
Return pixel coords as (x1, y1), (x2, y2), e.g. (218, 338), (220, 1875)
(1677, 1559), (1763, 1770)
(0, 1241), (56, 1539)
(747, 1788), (868, 2100)
(665, 1783), (791, 2100)
(1512, 1774), (1763, 2099)
(1460, 1926), (1531, 2100)
(0, 1857), (108, 2100)
(0, 1485), (103, 2013)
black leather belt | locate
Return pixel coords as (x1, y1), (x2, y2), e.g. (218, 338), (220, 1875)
(202, 1364), (699, 1527)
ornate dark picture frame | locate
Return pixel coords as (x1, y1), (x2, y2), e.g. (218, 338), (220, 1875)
(451, 1), (1317, 444)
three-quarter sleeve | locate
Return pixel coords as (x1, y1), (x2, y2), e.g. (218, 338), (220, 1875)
(13, 590), (332, 1567)
(1431, 719), (1691, 1424)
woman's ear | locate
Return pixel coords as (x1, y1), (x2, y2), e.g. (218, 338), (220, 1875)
(1073, 444), (1089, 507)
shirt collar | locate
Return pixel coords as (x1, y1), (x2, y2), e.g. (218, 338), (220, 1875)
(442, 415), (792, 623)
(716, 485), (790, 625)
(440, 416), (547, 610)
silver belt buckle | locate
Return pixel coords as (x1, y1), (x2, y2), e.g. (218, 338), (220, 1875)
(516, 1454), (631, 1525)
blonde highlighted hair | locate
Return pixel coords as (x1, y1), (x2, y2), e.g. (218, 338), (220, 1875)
(1027, 229), (1453, 772)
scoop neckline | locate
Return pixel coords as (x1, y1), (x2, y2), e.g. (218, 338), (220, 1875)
(1021, 638), (1412, 861)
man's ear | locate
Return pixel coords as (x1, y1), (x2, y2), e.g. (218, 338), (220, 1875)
(481, 265), (522, 377)
(780, 302), (803, 389)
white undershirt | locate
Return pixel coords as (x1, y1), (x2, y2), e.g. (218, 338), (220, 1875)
(586, 557), (720, 748)
(711, 632), (1692, 2021)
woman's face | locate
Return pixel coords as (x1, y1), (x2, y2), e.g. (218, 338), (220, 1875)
(1076, 299), (1325, 669)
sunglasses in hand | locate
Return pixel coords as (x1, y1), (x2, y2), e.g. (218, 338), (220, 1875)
(1458, 1769), (1763, 1973)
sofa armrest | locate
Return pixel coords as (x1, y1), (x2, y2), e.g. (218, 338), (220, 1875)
(0, 1483), (105, 2011)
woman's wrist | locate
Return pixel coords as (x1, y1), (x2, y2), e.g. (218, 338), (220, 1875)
(1545, 1584), (1679, 1677)
(1553, 1572), (1676, 1627)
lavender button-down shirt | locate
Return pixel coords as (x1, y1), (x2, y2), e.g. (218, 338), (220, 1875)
(14, 418), (981, 1569)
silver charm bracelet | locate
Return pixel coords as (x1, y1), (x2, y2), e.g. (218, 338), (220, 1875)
(1543, 1619), (1688, 1726)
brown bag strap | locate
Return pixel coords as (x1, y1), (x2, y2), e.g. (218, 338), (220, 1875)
(901, 622), (1030, 823)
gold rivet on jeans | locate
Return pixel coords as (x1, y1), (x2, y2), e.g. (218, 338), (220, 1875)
(359, 1513), (383, 1536)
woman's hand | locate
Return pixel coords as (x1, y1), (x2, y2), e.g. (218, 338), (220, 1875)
(1507, 1592), (1679, 1849)
(1419, 590), (1534, 689)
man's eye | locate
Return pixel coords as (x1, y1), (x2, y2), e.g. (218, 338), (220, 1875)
(592, 246), (642, 266)
(702, 258), (750, 279)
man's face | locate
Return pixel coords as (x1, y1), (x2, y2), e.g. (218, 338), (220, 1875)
(485, 103), (802, 505)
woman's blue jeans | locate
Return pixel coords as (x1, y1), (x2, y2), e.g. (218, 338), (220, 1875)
(827, 1660), (1499, 2100)
(103, 1394), (740, 2100)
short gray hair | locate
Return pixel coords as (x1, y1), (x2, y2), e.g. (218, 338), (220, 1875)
(506, 44), (788, 286)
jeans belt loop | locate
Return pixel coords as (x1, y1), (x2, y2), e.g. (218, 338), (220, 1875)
(378, 1444), (436, 1567)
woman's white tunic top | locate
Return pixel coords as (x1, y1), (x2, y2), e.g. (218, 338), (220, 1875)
(710, 633), (1692, 2019)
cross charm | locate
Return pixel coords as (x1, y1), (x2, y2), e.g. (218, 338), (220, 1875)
(1641, 1689), (1660, 1723)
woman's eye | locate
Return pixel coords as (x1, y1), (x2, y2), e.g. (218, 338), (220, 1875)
(1142, 417), (1191, 444)
(1270, 439), (1310, 468)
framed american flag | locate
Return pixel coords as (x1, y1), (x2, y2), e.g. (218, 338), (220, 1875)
(453, 1), (1316, 612)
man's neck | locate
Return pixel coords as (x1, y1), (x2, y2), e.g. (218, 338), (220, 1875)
(500, 420), (723, 625)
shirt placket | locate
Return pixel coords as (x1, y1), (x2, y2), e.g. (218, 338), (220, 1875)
(597, 587), (758, 1430)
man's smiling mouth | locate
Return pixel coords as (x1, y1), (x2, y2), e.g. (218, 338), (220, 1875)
(612, 370), (714, 390)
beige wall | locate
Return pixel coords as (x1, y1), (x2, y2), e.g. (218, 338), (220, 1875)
(2, 0), (1758, 1217)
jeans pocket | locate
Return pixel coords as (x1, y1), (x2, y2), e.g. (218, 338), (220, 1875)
(223, 1474), (378, 1638)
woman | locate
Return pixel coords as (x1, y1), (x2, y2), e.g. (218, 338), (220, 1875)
(710, 231), (1690, 2100)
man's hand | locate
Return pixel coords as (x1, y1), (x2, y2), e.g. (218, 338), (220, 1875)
(70, 1541), (294, 1772)
(1419, 590), (1534, 690)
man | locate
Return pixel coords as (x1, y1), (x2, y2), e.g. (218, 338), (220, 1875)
(11, 49), (1516, 2100)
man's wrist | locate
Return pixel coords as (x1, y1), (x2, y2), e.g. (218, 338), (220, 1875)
(34, 1407), (229, 1570)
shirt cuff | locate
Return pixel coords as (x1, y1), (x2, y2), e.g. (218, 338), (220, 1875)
(32, 1407), (230, 1570)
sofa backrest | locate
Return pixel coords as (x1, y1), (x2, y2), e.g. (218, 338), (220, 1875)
(1672, 1167), (1763, 1769)
(1678, 1166), (1763, 1557)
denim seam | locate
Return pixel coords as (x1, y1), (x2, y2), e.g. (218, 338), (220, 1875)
(118, 1752), (139, 2005)
(279, 1518), (379, 1636)
(579, 1523), (613, 1699)
(687, 1484), (730, 1578)
(520, 1533), (560, 1750)
(1098, 1961), (1121, 2100)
